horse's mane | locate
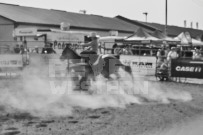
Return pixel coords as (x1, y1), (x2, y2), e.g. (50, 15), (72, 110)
(63, 45), (81, 59)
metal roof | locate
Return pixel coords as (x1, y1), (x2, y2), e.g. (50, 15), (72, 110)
(115, 15), (203, 39)
(140, 22), (203, 38)
(0, 3), (145, 33)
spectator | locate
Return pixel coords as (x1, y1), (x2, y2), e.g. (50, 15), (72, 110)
(123, 45), (133, 55)
(58, 43), (62, 49)
(41, 44), (56, 54)
(54, 40), (58, 49)
(20, 45), (25, 54)
(112, 43), (118, 54)
(62, 42), (66, 49)
(192, 48), (202, 60)
(184, 47), (193, 58)
(113, 46), (123, 55)
(14, 44), (21, 54)
(50, 43), (53, 48)
(160, 59), (168, 70)
(164, 45), (170, 57)
(176, 45), (182, 58)
(167, 47), (179, 61)
(156, 45), (166, 67)
(32, 46), (39, 53)
(65, 43), (71, 48)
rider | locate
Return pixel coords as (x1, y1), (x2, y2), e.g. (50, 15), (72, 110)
(80, 32), (99, 54)
(80, 32), (99, 63)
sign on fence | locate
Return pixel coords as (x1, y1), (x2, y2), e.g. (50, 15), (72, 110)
(171, 59), (203, 79)
(120, 55), (156, 75)
(0, 54), (23, 67)
(0, 54), (23, 77)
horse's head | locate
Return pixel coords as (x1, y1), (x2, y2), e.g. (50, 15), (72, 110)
(60, 45), (81, 61)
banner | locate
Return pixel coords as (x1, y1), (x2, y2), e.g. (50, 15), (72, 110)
(171, 59), (203, 79)
(14, 28), (37, 36)
(120, 55), (156, 76)
(47, 32), (85, 43)
(29, 54), (66, 78)
(0, 54), (23, 67)
(0, 54), (23, 77)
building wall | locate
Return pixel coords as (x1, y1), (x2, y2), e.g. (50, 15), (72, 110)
(16, 24), (59, 30)
(0, 16), (13, 25)
(0, 17), (15, 42)
(17, 24), (132, 37)
(1, 22), (133, 50)
(70, 28), (132, 37)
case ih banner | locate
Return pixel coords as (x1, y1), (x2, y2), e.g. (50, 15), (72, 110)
(171, 59), (203, 79)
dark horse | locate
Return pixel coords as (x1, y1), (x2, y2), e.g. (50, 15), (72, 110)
(60, 45), (133, 90)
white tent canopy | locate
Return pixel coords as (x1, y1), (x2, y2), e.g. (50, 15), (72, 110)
(123, 27), (161, 44)
(192, 38), (203, 46)
(175, 32), (203, 46)
(174, 32), (190, 45)
(152, 30), (180, 44)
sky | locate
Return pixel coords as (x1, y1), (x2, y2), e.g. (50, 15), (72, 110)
(0, 0), (203, 29)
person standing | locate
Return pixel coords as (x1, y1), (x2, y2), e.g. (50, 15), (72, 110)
(14, 44), (21, 54)
(192, 48), (202, 60)
(112, 43), (118, 54)
(41, 44), (56, 54)
(20, 45), (25, 54)
(167, 47), (179, 61)
(156, 45), (166, 67)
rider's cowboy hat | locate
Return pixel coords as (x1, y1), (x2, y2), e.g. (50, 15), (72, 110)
(90, 32), (99, 38)
(171, 47), (176, 50)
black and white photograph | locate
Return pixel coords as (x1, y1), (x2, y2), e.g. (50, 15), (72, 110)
(0, 0), (203, 135)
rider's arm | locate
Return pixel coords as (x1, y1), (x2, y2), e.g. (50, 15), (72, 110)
(52, 48), (56, 54)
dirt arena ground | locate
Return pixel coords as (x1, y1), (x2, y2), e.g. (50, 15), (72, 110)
(0, 76), (203, 135)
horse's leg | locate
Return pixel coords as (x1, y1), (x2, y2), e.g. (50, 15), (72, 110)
(71, 71), (81, 91)
(102, 57), (121, 80)
(101, 63), (110, 79)
(70, 67), (84, 92)
(121, 65), (134, 81)
(114, 69), (121, 80)
(79, 65), (94, 91)
(79, 76), (88, 91)
(113, 59), (134, 81)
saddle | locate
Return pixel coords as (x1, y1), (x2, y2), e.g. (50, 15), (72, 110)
(80, 52), (105, 76)
(80, 52), (119, 65)
(81, 53), (103, 64)
(114, 55), (120, 59)
(80, 50), (120, 76)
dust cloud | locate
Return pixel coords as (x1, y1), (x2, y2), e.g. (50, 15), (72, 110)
(0, 56), (192, 117)
(142, 116), (203, 135)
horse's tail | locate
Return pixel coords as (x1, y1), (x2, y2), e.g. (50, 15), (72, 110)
(114, 55), (120, 59)
(122, 64), (134, 81)
(123, 65), (132, 75)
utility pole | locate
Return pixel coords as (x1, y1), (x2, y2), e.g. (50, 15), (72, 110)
(143, 12), (148, 22)
(165, 0), (168, 36)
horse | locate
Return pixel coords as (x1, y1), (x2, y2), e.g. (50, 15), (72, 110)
(60, 45), (134, 90)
